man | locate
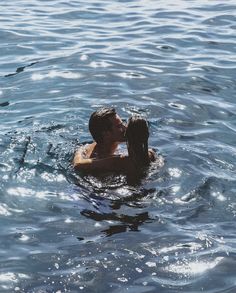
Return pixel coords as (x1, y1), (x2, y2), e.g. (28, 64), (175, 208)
(73, 107), (126, 170)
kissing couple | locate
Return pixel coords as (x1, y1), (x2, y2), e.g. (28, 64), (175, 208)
(73, 107), (164, 180)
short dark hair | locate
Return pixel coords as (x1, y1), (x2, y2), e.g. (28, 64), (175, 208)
(89, 107), (116, 143)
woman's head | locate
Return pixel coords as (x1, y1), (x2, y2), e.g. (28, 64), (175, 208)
(125, 116), (149, 165)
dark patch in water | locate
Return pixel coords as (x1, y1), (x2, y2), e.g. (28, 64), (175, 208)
(18, 116), (34, 124)
(202, 87), (214, 93)
(80, 209), (151, 237)
(205, 121), (217, 125)
(14, 136), (31, 175)
(207, 40), (219, 45)
(179, 134), (195, 140)
(169, 103), (182, 109)
(159, 45), (176, 52)
(35, 124), (65, 133)
(4, 61), (38, 77)
(0, 101), (9, 107)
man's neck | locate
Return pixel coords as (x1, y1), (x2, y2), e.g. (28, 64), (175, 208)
(92, 142), (118, 158)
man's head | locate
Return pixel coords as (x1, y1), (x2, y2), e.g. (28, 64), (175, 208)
(89, 107), (126, 143)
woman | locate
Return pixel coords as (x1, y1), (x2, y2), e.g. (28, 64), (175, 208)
(125, 115), (156, 171)
(74, 115), (163, 178)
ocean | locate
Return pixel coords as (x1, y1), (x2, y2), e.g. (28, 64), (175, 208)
(0, 0), (236, 292)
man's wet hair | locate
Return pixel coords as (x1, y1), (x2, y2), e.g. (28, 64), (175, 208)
(89, 107), (117, 143)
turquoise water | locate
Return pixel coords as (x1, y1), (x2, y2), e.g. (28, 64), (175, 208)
(1, 0), (236, 292)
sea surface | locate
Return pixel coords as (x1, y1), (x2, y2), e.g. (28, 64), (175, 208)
(1, 0), (236, 292)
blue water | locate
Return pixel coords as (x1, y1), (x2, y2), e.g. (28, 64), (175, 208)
(1, 0), (236, 292)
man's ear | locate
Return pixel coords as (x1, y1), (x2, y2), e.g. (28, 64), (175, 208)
(102, 130), (112, 141)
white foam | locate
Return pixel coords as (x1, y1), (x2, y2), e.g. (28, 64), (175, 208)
(80, 54), (88, 61)
(0, 204), (11, 216)
(89, 61), (111, 68)
(145, 261), (156, 268)
(7, 187), (51, 199)
(114, 72), (146, 79)
(167, 257), (224, 275)
(168, 168), (182, 178)
(32, 70), (81, 81)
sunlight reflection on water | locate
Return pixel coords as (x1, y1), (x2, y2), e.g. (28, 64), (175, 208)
(167, 257), (224, 276)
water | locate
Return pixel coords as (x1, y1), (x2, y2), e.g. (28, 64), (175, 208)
(1, 0), (236, 292)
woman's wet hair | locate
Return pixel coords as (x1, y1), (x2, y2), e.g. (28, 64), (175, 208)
(125, 115), (150, 166)
(89, 107), (116, 143)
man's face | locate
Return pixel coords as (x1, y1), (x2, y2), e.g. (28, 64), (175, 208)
(108, 114), (126, 143)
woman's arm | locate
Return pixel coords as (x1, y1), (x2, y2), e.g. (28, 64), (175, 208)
(73, 150), (93, 170)
(148, 149), (157, 162)
(148, 149), (164, 167)
(73, 147), (127, 172)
